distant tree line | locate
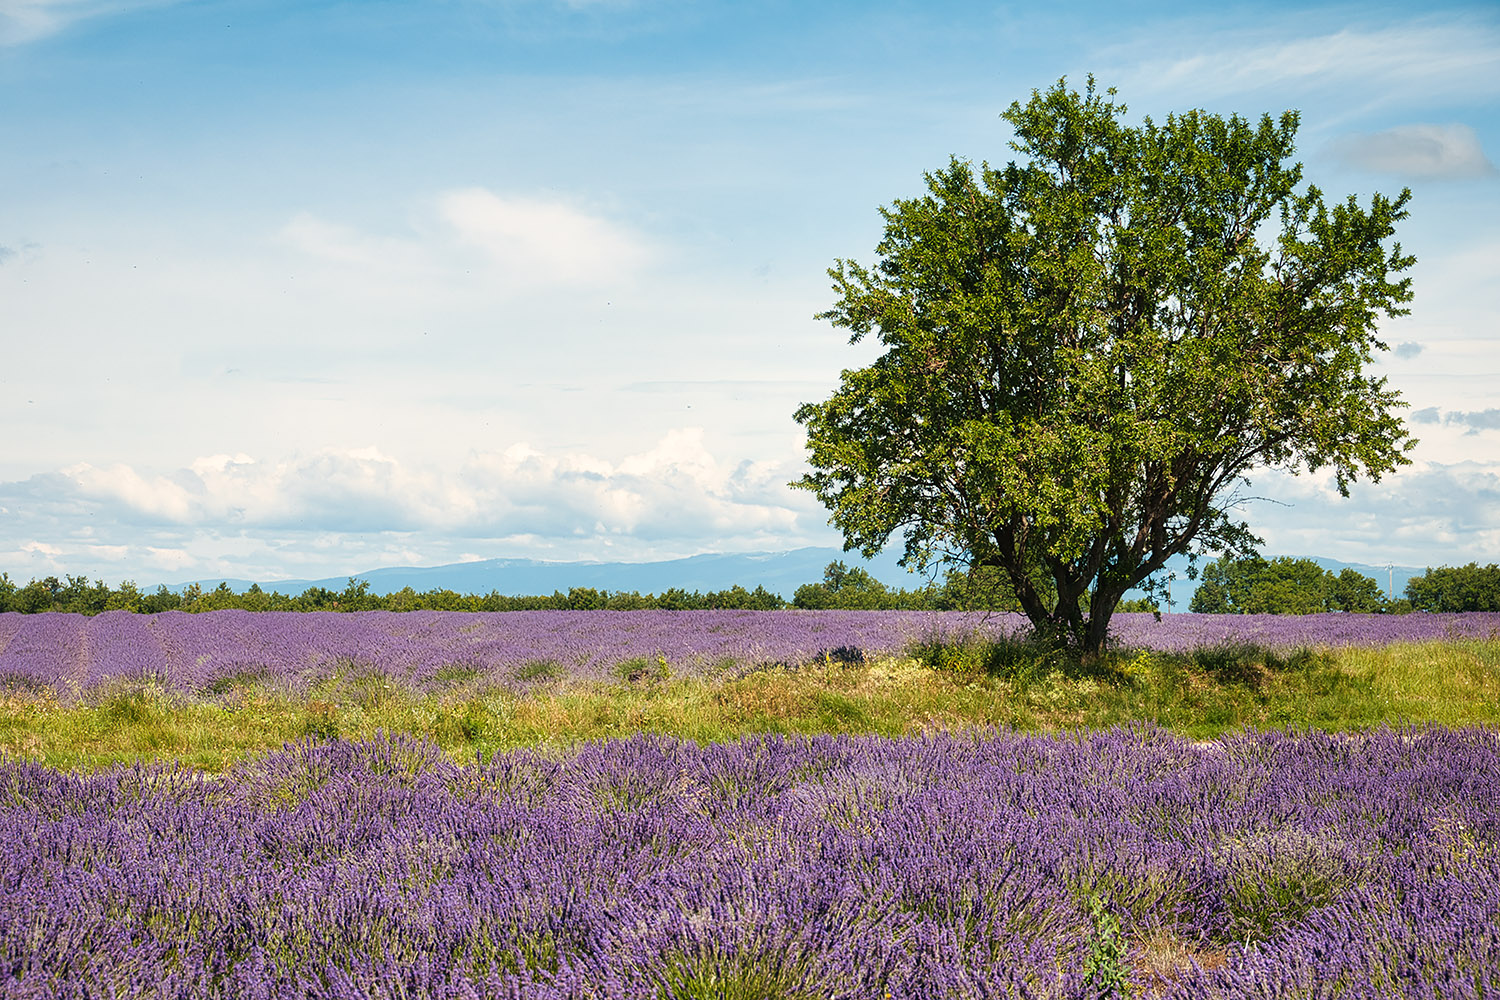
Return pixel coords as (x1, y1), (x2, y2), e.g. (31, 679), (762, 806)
(0, 574), (786, 615)
(0, 562), (978, 615)
(2, 558), (1497, 615)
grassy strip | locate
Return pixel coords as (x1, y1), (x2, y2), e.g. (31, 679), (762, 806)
(1, 638), (1497, 772)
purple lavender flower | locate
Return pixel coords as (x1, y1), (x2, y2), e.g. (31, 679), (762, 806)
(1, 726), (1496, 997)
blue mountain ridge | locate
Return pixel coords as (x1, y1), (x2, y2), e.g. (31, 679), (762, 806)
(161, 548), (1426, 607)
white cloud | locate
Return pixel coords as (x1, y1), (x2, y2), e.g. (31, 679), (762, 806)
(0, 0), (184, 46)
(280, 186), (653, 296)
(279, 214), (435, 274)
(1111, 18), (1500, 107)
(61, 462), (199, 522)
(142, 546), (195, 571)
(0, 431), (839, 582)
(437, 187), (652, 286)
(1330, 124), (1498, 179)
(1244, 460), (1500, 566)
(1408, 407), (1500, 433)
(7, 432), (810, 544)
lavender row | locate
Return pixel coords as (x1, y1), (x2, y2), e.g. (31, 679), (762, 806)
(1, 609), (1498, 698)
(2, 726), (1496, 998)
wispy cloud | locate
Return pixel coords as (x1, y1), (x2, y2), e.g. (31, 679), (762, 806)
(1329, 123), (1497, 179)
(0, 0), (186, 46)
(1412, 407), (1500, 432)
(438, 188), (652, 286)
(1109, 17), (1500, 108)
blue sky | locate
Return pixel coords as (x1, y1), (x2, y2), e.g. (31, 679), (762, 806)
(1, 0), (1497, 585)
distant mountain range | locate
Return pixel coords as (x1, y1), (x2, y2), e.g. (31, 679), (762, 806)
(161, 548), (1427, 606)
(162, 547), (921, 599)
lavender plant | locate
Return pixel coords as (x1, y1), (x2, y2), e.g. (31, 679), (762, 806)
(1, 725), (1496, 998)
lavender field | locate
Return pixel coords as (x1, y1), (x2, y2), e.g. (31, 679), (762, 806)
(3, 609), (1499, 698)
(4, 610), (1498, 998)
(3, 725), (1497, 998)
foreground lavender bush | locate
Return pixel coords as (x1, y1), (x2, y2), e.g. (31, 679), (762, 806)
(2, 610), (1497, 698)
(2, 726), (1496, 998)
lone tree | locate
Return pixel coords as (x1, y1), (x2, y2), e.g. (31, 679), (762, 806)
(793, 78), (1415, 655)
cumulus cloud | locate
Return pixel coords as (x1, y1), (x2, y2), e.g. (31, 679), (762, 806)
(1391, 342), (1424, 360)
(456, 429), (801, 542)
(1330, 124), (1497, 179)
(1245, 461), (1500, 566)
(281, 187), (652, 295)
(0, 0), (184, 46)
(0, 432), (837, 582)
(6, 431), (809, 544)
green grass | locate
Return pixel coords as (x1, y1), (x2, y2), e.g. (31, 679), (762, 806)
(1, 638), (1497, 772)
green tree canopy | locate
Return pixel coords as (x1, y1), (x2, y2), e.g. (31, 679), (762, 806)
(1405, 563), (1500, 612)
(1187, 556), (1387, 614)
(793, 561), (893, 609)
(794, 77), (1415, 654)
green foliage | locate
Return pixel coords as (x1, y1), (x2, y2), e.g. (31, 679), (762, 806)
(934, 563), (1059, 612)
(14, 558), (1487, 619)
(793, 76), (1415, 655)
(614, 655), (671, 684)
(908, 631), (1070, 684)
(795, 561), (886, 609)
(140, 584), (183, 614)
(1330, 568), (1388, 613)
(657, 946), (820, 1000)
(1081, 895), (1129, 999)
(1405, 563), (1500, 612)
(1219, 829), (1363, 943)
(8, 576), (58, 614)
(513, 661), (564, 683)
(1188, 556), (1388, 614)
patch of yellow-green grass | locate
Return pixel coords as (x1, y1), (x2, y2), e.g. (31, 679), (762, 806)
(487, 656), (1026, 749)
(1339, 639), (1500, 726)
(0, 683), (304, 772)
(1028, 641), (1498, 739)
(1, 640), (1496, 773)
